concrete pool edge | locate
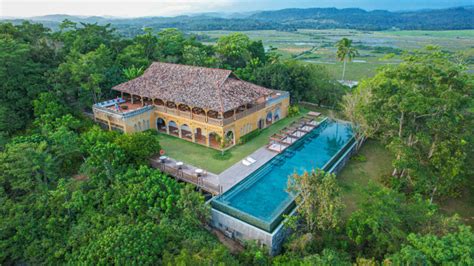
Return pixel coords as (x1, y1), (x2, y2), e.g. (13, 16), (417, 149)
(211, 204), (299, 255)
(211, 118), (332, 232)
(210, 120), (359, 254)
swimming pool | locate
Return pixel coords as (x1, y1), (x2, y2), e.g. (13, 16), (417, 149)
(211, 119), (355, 232)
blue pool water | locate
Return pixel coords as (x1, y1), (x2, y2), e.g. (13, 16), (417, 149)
(211, 119), (354, 232)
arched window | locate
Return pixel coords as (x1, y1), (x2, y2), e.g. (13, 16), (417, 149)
(168, 121), (179, 136)
(180, 124), (192, 140)
(156, 118), (166, 132)
(266, 111), (273, 125)
(274, 107), (281, 121)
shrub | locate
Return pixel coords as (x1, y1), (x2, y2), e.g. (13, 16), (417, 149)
(288, 105), (300, 117)
(239, 129), (261, 144)
(351, 154), (367, 162)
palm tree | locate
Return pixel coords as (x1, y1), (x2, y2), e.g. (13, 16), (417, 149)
(122, 65), (144, 80)
(336, 38), (358, 81)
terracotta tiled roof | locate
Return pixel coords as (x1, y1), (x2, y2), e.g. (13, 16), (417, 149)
(112, 62), (274, 112)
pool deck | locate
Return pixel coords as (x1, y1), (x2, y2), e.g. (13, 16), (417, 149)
(153, 117), (328, 194)
(150, 155), (222, 194)
(151, 147), (279, 194)
(218, 147), (279, 192)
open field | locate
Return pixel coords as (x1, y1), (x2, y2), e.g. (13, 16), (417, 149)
(193, 29), (474, 80)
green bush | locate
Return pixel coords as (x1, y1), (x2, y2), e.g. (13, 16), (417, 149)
(351, 154), (367, 162)
(288, 105), (300, 117)
(238, 129), (262, 144)
(212, 150), (232, 160)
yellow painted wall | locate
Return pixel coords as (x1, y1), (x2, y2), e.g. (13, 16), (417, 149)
(225, 97), (289, 143)
(93, 96), (290, 148)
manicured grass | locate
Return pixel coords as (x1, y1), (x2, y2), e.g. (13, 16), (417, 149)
(337, 140), (394, 217)
(156, 113), (306, 174)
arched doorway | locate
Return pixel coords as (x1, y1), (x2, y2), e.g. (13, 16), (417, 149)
(156, 118), (166, 132)
(266, 111), (273, 126)
(224, 130), (235, 148)
(258, 118), (265, 129)
(194, 128), (206, 144)
(180, 124), (192, 140)
(208, 132), (220, 148)
(274, 107), (281, 121)
(168, 121), (179, 136)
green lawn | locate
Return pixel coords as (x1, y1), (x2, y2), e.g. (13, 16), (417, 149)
(156, 113), (306, 174)
(337, 140), (394, 217)
(336, 139), (474, 226)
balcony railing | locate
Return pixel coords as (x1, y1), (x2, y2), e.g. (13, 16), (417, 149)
(93, 104), (154, 120)
(266, 91), (289, 107)
(94, 93), (282, 127)
(154, 102), (267, 126)
(235, 102), (266, 120)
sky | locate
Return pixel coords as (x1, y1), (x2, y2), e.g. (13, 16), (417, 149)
(1, 0), (472, 18)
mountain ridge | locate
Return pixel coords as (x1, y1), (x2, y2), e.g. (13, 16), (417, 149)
(2, 6), (473, 36)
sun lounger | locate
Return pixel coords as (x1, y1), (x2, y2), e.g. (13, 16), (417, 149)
(247, 157), (257, 164)
(242, 159), (252, 166)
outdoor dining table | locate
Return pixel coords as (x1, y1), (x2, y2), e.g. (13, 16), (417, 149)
(159, 156), (168, 163)
(195, 168), (203, 177)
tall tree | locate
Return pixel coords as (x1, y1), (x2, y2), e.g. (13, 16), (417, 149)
(216, 32), (251, 69)
(343, 48), (472, 201)
(69, 44), (115, 105)
(0, 35), (46, 134)
(336, 38), (358, 81)
(287, 169), (344, 233)
(388, 225), (474, 265)
(341, 82), (379, 150)
(345, 183), (453, 260)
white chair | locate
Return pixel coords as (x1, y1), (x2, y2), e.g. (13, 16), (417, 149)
(242, 159), (252, 166)
(247, 157), (257, 164)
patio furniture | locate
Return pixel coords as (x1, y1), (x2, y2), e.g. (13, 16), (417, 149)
(159, 156), (168, 163)
(176, 161), (184, 169)
(195, 168), (203, 177)
(247, 156), (257, 164)
(307, 111), (321, 117)
(242, 159), (255, 166)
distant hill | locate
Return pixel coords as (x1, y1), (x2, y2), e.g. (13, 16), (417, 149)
(2, 6), (473, 36)
(250, 7), (474, 30)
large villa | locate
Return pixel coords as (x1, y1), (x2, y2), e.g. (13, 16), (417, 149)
(93, 62), (357, 255)
(93, 62), (289, 149)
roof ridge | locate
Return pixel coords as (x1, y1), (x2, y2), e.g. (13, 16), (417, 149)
(150, 61), (232, 74)
(215, 71), (232, 113)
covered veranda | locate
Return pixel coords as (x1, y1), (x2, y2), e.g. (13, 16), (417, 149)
(155, 116), (230, 150)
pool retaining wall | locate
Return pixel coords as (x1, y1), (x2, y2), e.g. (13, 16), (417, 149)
(210, 125), (359, 255)
(211, 207), (297, 255)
